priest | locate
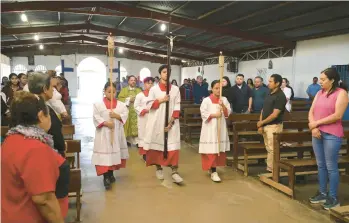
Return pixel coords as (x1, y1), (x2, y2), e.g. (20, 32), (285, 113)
(118, 75), (142, 145)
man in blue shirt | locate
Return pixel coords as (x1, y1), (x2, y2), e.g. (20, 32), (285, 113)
(252, 76), (269, 113)
(193, 76), (209, 104)
(306, 77), (321, 100)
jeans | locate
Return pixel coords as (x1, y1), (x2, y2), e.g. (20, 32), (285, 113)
(312, 132), (342, 198)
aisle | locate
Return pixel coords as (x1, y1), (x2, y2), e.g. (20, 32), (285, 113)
(66, 102), (330, 223)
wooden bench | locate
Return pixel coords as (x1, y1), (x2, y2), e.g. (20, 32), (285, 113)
(330, 206), (349, 223)
(1, 126), (9, 138)
(260, 131), (349, 198)
(66, 139), (82, 222)
(234, 121), (310, 176)
(183, 107), (201, 143)
(291, 100), (311, 111)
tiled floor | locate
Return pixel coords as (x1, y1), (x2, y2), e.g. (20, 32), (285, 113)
(65, 100), (346, 223)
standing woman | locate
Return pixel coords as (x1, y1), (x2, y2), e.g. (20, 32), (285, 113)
(28, 72), (66, 157)
(1, 91), (69, 223)
(199, 80), (230, 182)
(92, 82), (129, 190)
(1, 73), (22, 106)
(247, 78), (254, 89)
(221, 76), (232, 99)
(171, 79), (178, 86)
(18, 73), (28, 89)
(308, 68), (348, 210)
(281, 78), (292, 112)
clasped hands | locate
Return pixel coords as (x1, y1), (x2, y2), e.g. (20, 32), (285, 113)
(309, 121), (321, 139)
(211, 99), (224, 118)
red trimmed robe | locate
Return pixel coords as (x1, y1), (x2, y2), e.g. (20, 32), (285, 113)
(143, 82), (181, 167)
(199, 94), (231, 170)
(92, 97), (129, 176)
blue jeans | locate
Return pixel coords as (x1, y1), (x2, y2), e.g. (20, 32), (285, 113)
(312, 131), (342, 198)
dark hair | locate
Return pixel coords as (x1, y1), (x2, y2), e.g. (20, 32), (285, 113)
(282, 78), (289, 85)
(158, 65), (168, 74)
(247, 78), (253, 84)
(270, 74), (282, 88)
(154, 76), (159, 80)
(183, 78), (188, 81)
(211, 80), (220, 89)
(222, 76), (231, 88)
(127, 75), (136, 81)
(321, 68), (348, 96)
(144, 77), (154, 83)
(237, 74), (244, 78)
(10, 91), (49, 128)
(313, 77), (318, 80)
(255, 76), (263, 81)
(171, 79), (178, 85)
(18, 73), (26, 80)
(103, 81), (117, 91)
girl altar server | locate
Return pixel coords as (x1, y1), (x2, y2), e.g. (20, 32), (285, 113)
(92, 82), (129, 190)
(199, 80), (231, 182)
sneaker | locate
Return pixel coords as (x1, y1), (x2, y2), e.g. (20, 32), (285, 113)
(211, 172), (221, 182)
(156, 169), (164, 180)
(323, 197), (340, 210)
(172, 173), (184, 184)
(103, 177), (111, 190)
(309, 191), (327, 204)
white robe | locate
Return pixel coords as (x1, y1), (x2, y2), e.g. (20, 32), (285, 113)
(134, 91), (149, 148)
(199, 96), (231, 154)
(92, 101), (129, 166)
(282, 87), (292, 112)
(143, 84), (181, 151)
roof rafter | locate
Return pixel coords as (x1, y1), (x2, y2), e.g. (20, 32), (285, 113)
(1, 1), (296, 48)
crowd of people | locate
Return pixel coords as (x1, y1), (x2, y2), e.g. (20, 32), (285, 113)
(1, 65), (347, 222)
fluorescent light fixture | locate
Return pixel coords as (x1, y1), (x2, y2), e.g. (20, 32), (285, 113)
(21, 13), (28, 22)
(34, 34), (39, 41)
(39, 44), (44, 50)
(118, 48), (124, 53)
(181, 60), (187, 63)
(160, 24), (166, 32)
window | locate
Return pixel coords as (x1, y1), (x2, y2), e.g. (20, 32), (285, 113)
(55, 65), (62, 75)
(12, 64), (27, 74)
(139, 67), (151, 82)
(35, 65), (47, 72)
(120, 66), (128, 81)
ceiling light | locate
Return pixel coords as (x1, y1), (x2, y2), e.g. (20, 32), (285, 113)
(118, 48), (124, 53)
(160, 24), (166, 32)
(39, 44), (44, 50)
(34, 34), (39, 41)
(181, 60), (187, 63)
(21, 13), (28, 22)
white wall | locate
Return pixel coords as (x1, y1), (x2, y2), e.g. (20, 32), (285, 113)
(181, 33), (349, 96)
(10, 54), (181, 97)
(294, 34), (349, 98)
(1, 54), (11, 79)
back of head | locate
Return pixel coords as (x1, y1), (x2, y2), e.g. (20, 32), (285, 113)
(28, 72), (51, 95)
(10, 91), (48, 128)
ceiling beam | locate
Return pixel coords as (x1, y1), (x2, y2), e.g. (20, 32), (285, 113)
(197, 1), (238, 20)
(1, 35), (205, 61)
(220, 2), (293, 26)
(1, 44), (183, 65)
(245, 2), (343, 31)
(2, 24), (239, 56)
(1, 1), (295, 48)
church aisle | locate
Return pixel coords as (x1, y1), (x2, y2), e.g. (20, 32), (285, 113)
(66, 102), (330, 223)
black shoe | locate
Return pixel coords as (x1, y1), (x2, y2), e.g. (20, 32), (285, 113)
(108, 170), (116, 183)
(142, 155), (147, 162)
(103, 177), (111, 190)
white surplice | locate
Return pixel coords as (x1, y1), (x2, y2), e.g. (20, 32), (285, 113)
(134, 91), (149, 148)
(199, 96), (231, 154)
(143, 84), (180, 151)
(92, 101), (129, 166)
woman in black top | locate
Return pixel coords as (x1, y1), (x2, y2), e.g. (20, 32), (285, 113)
(222, 76), (232, 98)
(27, 72), (66, 157)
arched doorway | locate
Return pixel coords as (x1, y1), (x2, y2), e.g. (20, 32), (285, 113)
(77, 57), (106, 103)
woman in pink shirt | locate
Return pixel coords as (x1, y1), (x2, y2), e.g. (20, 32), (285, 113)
(308, 68), (348, 210)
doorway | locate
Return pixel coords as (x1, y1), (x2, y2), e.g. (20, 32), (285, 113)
(77, 57), (106, 103)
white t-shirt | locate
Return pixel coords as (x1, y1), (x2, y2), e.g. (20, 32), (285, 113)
(282, 87), (292, 112)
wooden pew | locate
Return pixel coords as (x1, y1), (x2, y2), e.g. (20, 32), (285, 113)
(183, 107), (201, 143)
(330, 206), (349, 223)
(1, 126), (9, 138)
(291, 100), (311, 111)
(260, 131), (349, 198)
(234, 121), (310, 176)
